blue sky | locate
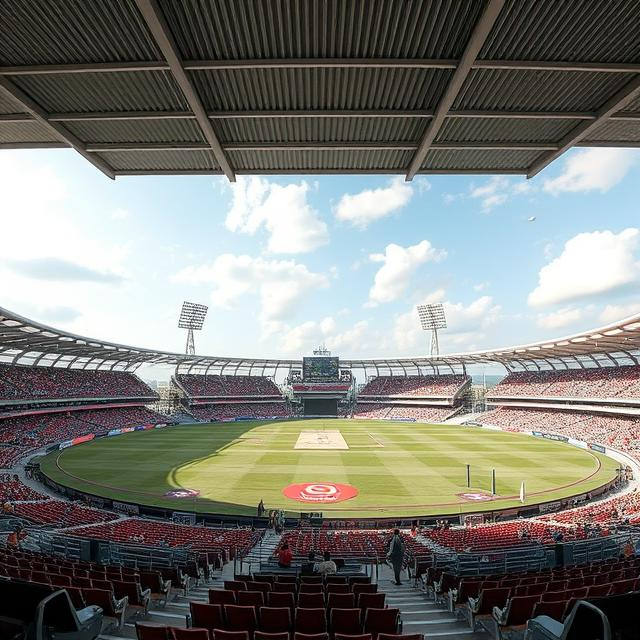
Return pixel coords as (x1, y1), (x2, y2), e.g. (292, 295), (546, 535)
(1, 147), (640, 373)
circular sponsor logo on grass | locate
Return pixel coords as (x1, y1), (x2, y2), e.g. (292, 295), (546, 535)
(457, 492), (494, 502)
(283, 482), (358, 503)
(165, 488), (200, 499)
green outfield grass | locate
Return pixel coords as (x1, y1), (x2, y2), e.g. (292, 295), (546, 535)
(40, 419), (619, 518)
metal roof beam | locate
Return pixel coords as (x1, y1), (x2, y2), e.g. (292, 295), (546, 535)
(405, 0), (506, 181)
(113, 168), (528, 177)
(528, 75), (640, 178)
(473, 60), (640, 74)
(85, 141), (558, 152)
(0, 62), (169, 76)
(0, 78), (116, 179)
(2, 59), (639, 75)
(4, 109), (635, 123)
(133, 0), (236, 182)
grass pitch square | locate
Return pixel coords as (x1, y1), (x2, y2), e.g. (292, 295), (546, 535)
(40, 419), (618, 518)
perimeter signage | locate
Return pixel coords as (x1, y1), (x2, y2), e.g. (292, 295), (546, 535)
(283, 482), (358, 503)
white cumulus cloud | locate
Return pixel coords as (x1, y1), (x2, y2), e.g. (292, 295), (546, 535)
(172, 254), (329, 322)
(543, 148), (637, 195)
(599, 302), (640, 324)
(334, 177), (415, 229)
(368, 241), (446, 306)
(536, 307), (584, 330)
(528, 228), (640, 307)
(225, 176), (328, 254)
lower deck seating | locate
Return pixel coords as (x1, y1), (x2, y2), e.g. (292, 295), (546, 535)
(70, 519), (260, 555)
(11, 500), (119, 526)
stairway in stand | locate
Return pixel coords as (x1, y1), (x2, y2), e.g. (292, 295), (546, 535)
(242, 529), (283, 573)
(379, 565), (486, 639)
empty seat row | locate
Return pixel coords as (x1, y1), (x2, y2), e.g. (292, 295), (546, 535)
(189, 602), (400, 638)
(211, 589), (383, 612)
(137, 625), (421, 640)
(225, 581), (376, 596)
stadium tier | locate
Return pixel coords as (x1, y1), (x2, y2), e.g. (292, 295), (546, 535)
(190, 402), (293, 421)
(359, 375), (470, 399)
(353, 404), (460, 422)
(487, 367), (640, 402)
(0, 365), (157, 403)
(176, 375), (281, 398)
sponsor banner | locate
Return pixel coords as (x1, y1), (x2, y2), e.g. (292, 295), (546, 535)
(155, 423), (167, 429)
(293, 383), (350, 392)
(113, 501), (139, 515)
(539, 500), (562, 513)
(59, 433), (95, 449)
(533, 430), (569, 443)
(108, 429), (123, 437)
(568, 438), (588, 449)
(388, 417), (416, 422)
(121, 427), (135, 433)
(589, 443), (607, 454)
(457, 492), (494, 502)
(134, 424), (154, 431)
(283, 482), (358, 504)
(165, 488), (200, 499)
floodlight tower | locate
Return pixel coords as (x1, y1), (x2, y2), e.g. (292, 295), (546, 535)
(178, 301), (208, 355)
(416, 303), (447, 356)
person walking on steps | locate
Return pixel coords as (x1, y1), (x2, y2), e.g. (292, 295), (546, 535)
(387, 528), (405, 585)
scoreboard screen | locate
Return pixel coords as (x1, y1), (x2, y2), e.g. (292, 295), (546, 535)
(303, 357), (339, 382)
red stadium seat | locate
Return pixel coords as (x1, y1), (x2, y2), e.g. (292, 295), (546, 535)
(295, 608), (327, 635)
(259, 607), (292, 633)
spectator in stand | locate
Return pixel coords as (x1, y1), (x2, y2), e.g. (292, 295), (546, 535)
(301, 551), (317, 576)
(314, 550), (337, 576)
(277, 542), (292, 568)
(257, 498), (265, 517)
(6, 525), (27, 549)
(387, 528), (405, 585)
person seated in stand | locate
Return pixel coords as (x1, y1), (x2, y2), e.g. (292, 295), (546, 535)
(314, 550), (337, 576)
(301, 551), (317, 576)
(278, 542), (292, 568)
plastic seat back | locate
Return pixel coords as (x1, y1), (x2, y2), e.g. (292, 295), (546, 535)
(295, 608), (327, 634)
(259, 607), (292, 633)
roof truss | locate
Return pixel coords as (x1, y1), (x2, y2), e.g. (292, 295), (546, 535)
(1, 0), (640, 178)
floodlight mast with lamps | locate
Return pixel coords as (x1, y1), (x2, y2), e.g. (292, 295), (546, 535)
(178, 301), (208, 355)
(416, 303), (447, 357)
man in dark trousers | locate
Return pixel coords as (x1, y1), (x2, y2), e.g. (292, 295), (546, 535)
(387, 528), (405, 585)
(257, 499), (265, 517)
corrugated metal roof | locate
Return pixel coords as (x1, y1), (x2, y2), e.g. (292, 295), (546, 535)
(582, 120), (640, 143)
(454, 70), (637, 111)
(422, 148), (543, 170)
(215, 117), (429, 144)
(160, 0), (484, 60)
(64, 118), (204, 144)
(99, 149), (219, 171)
(0, 0), (160, 64)
(228, 148), (414, 172)
(190, 68), (453, 111)
(0, 120), (59, 143)
(1, 0), (640, 178)
(480, 0), (640, 62)
(436, 117), (578, 143)
(10, 72), (189, 113)
(0, 92), (28, 114)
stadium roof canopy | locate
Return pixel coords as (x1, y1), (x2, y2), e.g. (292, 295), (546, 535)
(2, 305), (640, 375)
(1, 0), (640, 180)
